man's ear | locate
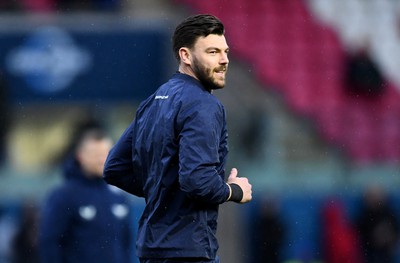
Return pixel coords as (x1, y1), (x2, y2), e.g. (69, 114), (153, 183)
(179, 47), (191, 65)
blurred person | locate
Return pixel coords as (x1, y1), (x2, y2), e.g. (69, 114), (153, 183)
(254, 198), (285, 263)
(322, 199), (362, 263)
(39, 128), (134, 263)
(11, 202), (40, 263)
(355, 185), (399, 263)
(345, 48), (385, 98)
(103, 14), (252, 263)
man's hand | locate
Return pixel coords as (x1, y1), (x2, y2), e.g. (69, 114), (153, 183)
(227, 168), (252, 203)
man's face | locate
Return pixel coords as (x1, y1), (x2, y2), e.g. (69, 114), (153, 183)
(190, 34), (229, 90)
(77, 138), (112, 178)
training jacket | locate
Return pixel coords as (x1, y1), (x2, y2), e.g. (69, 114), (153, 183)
(39, 157), (134, 263)
(104, 72), (231, 259)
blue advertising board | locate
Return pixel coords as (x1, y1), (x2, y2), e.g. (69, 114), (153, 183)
(0, 24), (170, 103)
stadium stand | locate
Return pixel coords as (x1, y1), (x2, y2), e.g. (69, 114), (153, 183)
(174, 0), (400, 164)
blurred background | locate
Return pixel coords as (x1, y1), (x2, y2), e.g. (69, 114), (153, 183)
(0, 0), (400, 262)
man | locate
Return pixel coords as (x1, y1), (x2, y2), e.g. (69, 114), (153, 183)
(104, 14), (252, 263)
(39, 128), (134, 263)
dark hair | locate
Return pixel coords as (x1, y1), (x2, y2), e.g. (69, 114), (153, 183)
(172, 14), (225, 61)
(74, 128), (108, 151)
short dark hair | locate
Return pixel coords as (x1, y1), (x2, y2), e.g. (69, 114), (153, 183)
(75, 128), (108, 151)
(172, 14), (225, 61)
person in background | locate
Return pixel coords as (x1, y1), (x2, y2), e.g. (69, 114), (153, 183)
(11, 202), (40, 263)
(39, 127), (134, 263)
(322, 199), (362, 263)
(345, 47), (385, 98)
(103, 14), (252, 263)
(254, 198), (285, 263)
(355, 185), (399, 263)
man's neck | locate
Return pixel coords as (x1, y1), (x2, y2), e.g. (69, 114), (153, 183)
(178, 65), (198, 81)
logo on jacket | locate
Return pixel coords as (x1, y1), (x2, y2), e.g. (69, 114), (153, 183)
(79, 205), (97, 221)
(111, 204), (129, 219)
(155, 95), (169, 100)
(5, 26), (92, 93)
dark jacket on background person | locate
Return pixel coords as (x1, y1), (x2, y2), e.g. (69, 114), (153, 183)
(39, 157), (133, 263)
(356, 199), (399, 263)
(104, 72), (230, 259)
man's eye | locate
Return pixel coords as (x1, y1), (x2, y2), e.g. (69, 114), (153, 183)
(209, 50), (217, 54)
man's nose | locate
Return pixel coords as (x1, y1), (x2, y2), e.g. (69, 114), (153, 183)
(220, 53), (229, 64)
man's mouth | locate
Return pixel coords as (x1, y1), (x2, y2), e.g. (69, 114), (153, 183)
(215, 66), (227, 73)
(214, 67), (227, 77)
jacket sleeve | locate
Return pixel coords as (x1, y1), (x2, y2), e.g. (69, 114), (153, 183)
(39, 189), (71, 263)
(103, 122), (144, 197)
(177, 99), (230, 204)
(217, 111), (229, 179)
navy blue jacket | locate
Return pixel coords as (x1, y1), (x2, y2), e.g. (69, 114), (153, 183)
(39, 157), (134, 263)
(104, 73), (230, 259)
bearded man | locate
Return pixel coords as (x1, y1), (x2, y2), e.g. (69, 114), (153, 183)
(104, 14), (252, 263)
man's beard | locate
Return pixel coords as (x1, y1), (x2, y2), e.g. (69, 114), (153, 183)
(192, 57), (226, 91)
